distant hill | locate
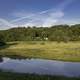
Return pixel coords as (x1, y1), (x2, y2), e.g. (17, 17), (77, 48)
(0, 24), (80, 42)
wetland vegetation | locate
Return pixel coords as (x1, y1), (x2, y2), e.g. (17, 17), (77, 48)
(0, 25), (80, 79)
(0, 41), (80, 61)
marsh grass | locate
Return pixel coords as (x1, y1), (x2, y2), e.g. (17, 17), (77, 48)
(0, 41), (80, 61)
(0, 71), (79, 80)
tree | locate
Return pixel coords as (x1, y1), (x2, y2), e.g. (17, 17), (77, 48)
(0, 33), (6, 46)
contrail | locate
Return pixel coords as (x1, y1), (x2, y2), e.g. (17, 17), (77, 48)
(10, 8), (53, 23)
(0, 18), (15, 27)
(0, 0), (76, 29)
(20, 0), (76, 26)
(10, 0), (75, 24)
(58, 0), (76, 11)
(0, 18), (16, 30)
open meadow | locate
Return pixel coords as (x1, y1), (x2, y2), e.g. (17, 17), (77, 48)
(0, 41), (80, 62)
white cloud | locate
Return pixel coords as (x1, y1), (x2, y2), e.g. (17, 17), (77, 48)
(42, 11), (64, 27)
(0, 18), (16, 29)
(0, 0), (76, 29)
(11, 11), (35, 23)
(0, 18), (14, 26)
(57, 18), (80, 25)
(9, 0), (73, 27)
(20, 10), (64, 27)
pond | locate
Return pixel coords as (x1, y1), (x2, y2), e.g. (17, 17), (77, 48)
(0, 57), (80, 77)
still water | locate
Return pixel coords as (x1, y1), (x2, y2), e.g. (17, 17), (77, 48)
(0, 57), (80, 77)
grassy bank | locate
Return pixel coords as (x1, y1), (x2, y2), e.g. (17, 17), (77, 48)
(0, 71), (79, 80)
(0, 41), (80, 61)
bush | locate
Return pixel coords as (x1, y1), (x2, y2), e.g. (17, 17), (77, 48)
(0, 41), (6, 46)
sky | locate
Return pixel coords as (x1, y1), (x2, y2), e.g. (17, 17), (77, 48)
(0, 0), (80, 29)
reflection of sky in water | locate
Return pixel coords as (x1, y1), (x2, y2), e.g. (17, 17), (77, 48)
(0, 57), (80, 77)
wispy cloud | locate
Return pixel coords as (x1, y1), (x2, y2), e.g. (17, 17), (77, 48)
(10, 0), (75, 27)
(0, 18), (13, 26)
(0, 0), (76, 29)
(22, 11), (64, 27)
(42, 11), (64, 27)
(0, 18), (16, 29)
(57, 18), (80, 25)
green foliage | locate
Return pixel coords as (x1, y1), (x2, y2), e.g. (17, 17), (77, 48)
(0, 33), (6, 46)
(0, 24), (80, 42)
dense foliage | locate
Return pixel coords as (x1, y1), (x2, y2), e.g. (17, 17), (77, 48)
(0, 24), (80, 42)
(0, 41), (6, 46)
(0, 34), (6, 46)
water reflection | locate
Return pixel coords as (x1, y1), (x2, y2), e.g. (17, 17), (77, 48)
(0, 57), (80, 77)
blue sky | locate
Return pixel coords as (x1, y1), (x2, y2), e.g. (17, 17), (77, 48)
(0, 0), (80, 29)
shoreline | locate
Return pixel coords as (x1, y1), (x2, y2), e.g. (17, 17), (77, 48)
(0, 41), (80, 62)
(0, 71), (80, 80)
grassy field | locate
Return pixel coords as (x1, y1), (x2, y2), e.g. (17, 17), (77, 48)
(0, 41), (80, 61)
(0, 71), (79, 80)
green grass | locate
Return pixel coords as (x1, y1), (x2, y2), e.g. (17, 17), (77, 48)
(0, 71), (79, 80)
(0, 41), (80, 61)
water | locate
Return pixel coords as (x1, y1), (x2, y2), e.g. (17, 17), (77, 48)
(0, 57), (80, 77)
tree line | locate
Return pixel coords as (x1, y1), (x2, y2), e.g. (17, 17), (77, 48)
(0, 24), (80, 42)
